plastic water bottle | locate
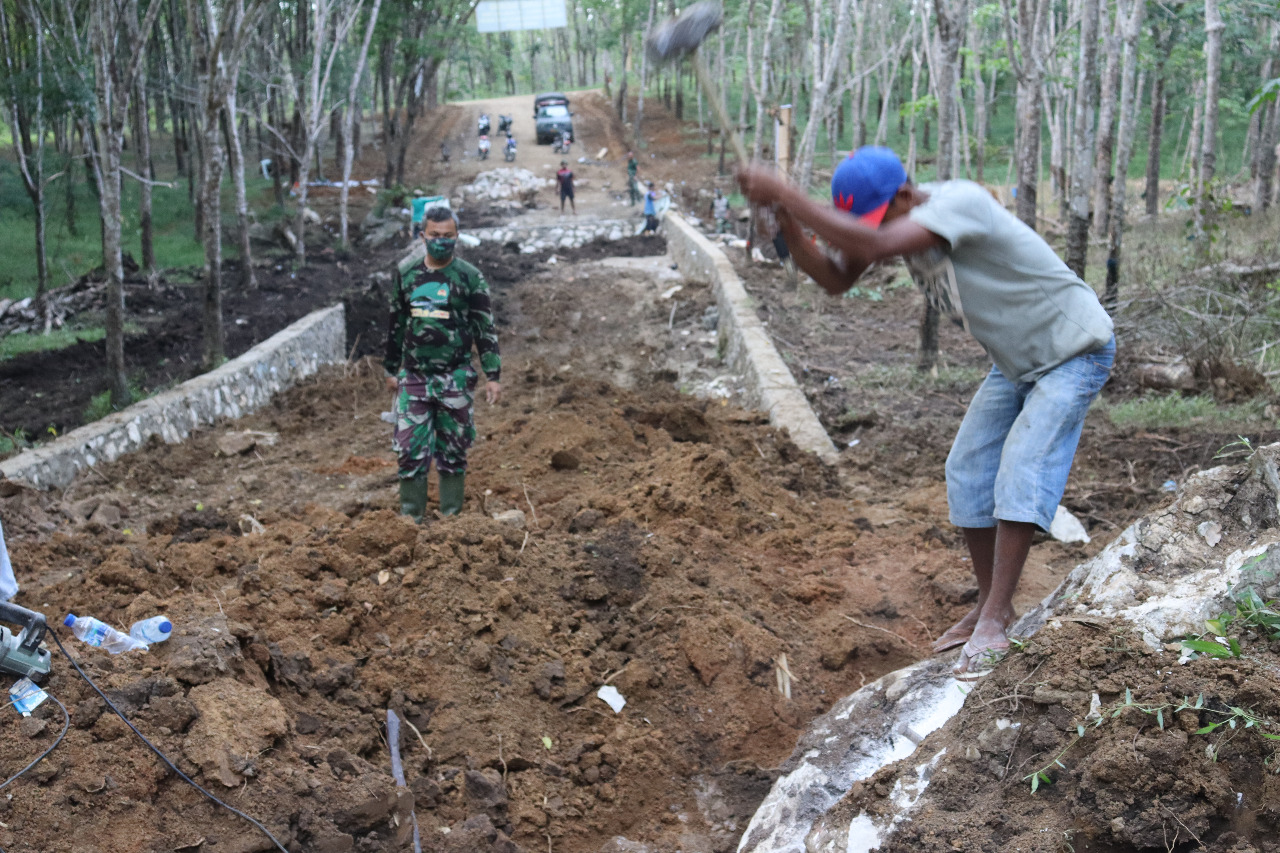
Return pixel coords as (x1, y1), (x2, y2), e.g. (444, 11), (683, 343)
(63, 614), (148, 653)
(129, 616), (173, 644)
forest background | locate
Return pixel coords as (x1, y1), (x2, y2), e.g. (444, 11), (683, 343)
(0, 0), (1278, 413)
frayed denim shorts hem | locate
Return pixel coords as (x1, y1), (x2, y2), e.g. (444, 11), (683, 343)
(945, 338), (1115, 532)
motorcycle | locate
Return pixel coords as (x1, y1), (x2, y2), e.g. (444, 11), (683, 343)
(478, 135), (491, 160)
(477, 114), (490, 136)
(498, 114), (513, 134)
(552, 129), (572, 156)
(503, 133), (517, 162)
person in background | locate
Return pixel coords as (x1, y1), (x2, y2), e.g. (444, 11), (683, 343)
(410, 189), (429, 239)
(556, 160), (576, 216)
(641, 181), (665, 236)
(711, 188), (731, 234)
(384, 207), (502, 521)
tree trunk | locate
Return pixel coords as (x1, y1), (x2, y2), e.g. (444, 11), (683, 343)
(794, 0), (855, 188)
(1091, 0), (1121, 238)
(340, 0), (381, 249)
(1144, 50), (1167, 218)
(922, 0), (969, 372)
(1008, 0), (1049, 228)
(131, 77), (156, 277)
(1104, 0), (1145, 309)
(199, 122), (226, 369)
(750, 0), (785, 160)
(636, 0), (655, 143)
(1251, 20), (1279, 212)
(1194, 0), (1224, 245)
(1065, 0), (1100, 279)
(224, 92), (257, 290)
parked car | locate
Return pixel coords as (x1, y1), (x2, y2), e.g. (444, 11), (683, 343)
(534, 92), (573, 145)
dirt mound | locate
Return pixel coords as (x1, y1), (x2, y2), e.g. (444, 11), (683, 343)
(836, 620), (1280, 852)
(0, 361), (969, 852)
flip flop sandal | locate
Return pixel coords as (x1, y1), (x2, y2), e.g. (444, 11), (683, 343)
(953, 639), (1010, 681)
(932, 613), (1018, 655)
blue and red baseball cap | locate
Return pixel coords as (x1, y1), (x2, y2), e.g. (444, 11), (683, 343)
(832, 146), (908, 227)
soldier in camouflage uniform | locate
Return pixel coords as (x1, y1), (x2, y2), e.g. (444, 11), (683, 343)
(384, 206), (502, 521)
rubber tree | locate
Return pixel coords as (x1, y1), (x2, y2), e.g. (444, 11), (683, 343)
(1193, 0), (1224, 246)
(793, 0), (855, 189)
(339, 0), (382, 249)
(1143, 15), (1177, 218)
(0, 0), (50, 330)
(86, 0), (165, 406)
(1090, 0), (1122, 239)
(1065, 0), (1101, 279)
(1249, 19), (1279, 212)
(918, 0), (969, 372)
(1103, 0), (1146, 309)
(187, 0), (264, 368)
(1001, 0), (1051, 228)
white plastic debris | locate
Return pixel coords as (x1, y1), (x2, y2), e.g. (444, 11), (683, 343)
(1049, 505), (1091, 544)
(9, 678), (47, 717)
(596, 685), (626, 713)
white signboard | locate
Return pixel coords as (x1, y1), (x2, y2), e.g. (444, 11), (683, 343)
(476, 0), (568, 32)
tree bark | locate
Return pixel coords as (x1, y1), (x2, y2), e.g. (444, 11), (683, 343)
(340, 0), (382, 249)
(1004, 0), (1049, 228)
(635, 0), (655, 144)
(1251, 20), (1279, 212)
(131, 75), (155, 277)
(1194, 0), (1224, 245)
(1065, 0), (1100, 279)
(224, 91), (257, 290)
(1091, 0), (1122, 238)
(1143, 27), (1170, 218)
(794, 0), (855, 188)
(1104, 0), (1145, 309)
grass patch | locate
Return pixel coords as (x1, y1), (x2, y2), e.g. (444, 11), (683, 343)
(1099, 392), (1271, 430)
(0, 326), (105, 360)
(851, 363), (988, 392)
(0, 322), (146, 361)
(83, 377), (150, 424)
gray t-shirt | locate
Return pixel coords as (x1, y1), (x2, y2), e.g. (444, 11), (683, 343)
(904, 180), (1113, 383)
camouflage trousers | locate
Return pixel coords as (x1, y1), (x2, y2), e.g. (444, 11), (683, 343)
(392, 370), (476, 478)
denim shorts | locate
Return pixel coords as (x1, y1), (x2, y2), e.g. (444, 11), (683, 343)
(945, 337), (1115, 531)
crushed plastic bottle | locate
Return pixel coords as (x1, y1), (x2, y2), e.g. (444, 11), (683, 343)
(9, 677), (47, 716)
(129, 616), (173, 644)
(63, 614), (148, 653)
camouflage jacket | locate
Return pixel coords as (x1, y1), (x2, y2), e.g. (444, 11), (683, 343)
(384, 256), (501, 383)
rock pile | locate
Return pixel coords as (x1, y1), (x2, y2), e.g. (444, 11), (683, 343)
(470, 220), (637, 253)
(458, 168), (550, 205)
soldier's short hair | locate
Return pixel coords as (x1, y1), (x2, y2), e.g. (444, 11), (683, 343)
(424, 206), (459, 230)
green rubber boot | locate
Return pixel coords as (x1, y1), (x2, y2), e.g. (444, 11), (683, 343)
(438, 472), (466, 517)
(398, 477), (429, 523)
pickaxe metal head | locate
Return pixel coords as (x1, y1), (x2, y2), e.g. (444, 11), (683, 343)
(645, 1), (723, 66)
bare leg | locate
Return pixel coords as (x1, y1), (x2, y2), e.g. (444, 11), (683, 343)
(954, 520), (1035, 672)
(931, 526), (994, 651)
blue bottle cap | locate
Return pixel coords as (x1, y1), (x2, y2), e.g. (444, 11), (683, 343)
(63, 614), (76, 627)
(159, 621), (172, 634)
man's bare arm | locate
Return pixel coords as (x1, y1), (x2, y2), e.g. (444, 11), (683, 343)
(739, 166), (946, 274)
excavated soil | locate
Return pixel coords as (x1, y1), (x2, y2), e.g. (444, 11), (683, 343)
(836, 621), (1280, 852)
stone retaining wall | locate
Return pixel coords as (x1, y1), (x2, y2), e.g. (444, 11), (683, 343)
(1, 305), (347, 491)
(662, 213), (838, 464)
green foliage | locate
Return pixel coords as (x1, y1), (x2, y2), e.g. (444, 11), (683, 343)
(0, 326), (104, 361)
(82, 377), (149, 424)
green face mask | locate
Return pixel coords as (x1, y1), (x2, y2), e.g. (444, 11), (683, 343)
(426, 236), (457, 260)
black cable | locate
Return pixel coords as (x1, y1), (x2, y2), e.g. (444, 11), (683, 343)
(50, 629), (289, 853)
(0, 691), (68, 792)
